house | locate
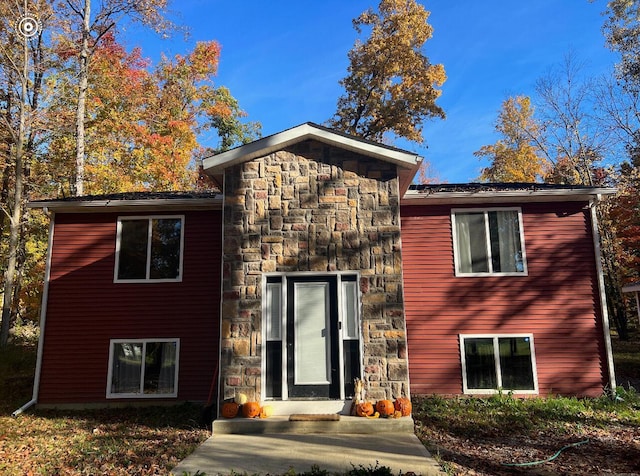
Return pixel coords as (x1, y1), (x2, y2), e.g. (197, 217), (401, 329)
(23, 123), (616, 415)
(622, 282), (640, 326)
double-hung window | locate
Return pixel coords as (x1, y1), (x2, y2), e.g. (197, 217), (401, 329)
(115, 216), (184, 282)
(452, 208), (526, 276)
(460, 334), (538, 394)
(107, 338), (179, 398)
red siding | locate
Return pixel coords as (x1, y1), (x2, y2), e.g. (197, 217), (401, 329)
(401, 202), (610, 397)
(38, 210), (222, 404)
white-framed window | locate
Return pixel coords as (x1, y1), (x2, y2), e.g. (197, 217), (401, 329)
(451, 208), (527, 276)
(115, 216), (184, 282)
(460, 334), (538, 394)
(107, 338), (179, 398)
(341, 279), (359, 340)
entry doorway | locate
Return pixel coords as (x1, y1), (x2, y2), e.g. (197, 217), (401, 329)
(263, 273), (361, 401)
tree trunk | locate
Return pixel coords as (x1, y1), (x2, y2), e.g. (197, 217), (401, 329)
(74, 0), (91, 196)
(0, 34), (28, 347)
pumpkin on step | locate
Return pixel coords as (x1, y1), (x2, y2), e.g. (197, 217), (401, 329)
(355, 401), (374, 417)
(375, 399), (394, 417)
(259, 405), (273, 419)
(221, 402), (239, 419)
(242, 401), (261, 418)
(394, 397), (412, 417)
(234, 393), (248, 405)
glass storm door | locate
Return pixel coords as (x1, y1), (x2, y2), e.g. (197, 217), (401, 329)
(286, 277), (340, 399)
(264, 274), (361, 400)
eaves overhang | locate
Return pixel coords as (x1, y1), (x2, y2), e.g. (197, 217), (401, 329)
(28, 193), (223, 213)
(202, 122), (422, 173)
(401, 183), (617, 205)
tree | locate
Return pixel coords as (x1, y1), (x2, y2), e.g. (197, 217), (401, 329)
(45, 33), (260, 194)
(57, 0), (175, 196)
(327, 0), (446, 144)
(477, 55), (607, 185)
(0, 5), (258, 344)
(0, 0), (51, 346)
(413, 159), (441, 184)
(474, 96), (549, 182)
(533, 54), (607, 185)
(603, 0), (640, 93)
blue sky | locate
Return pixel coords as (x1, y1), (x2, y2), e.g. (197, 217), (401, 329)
(125, 1), (618, 183)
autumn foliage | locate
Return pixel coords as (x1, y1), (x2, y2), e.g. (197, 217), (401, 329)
(328, 0), (446, 144)
(45, 33), (257, 195)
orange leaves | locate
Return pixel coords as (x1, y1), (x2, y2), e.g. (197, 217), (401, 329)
(56, 34), (250, 194)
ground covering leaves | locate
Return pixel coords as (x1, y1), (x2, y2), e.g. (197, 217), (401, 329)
(413, 333), (640, 475)
(0, 344), (209, 475)
(1, 332), (639, 475)
(0, 405), (209, 475)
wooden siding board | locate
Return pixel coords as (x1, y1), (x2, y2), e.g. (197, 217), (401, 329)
(38, 210), (222, 404)
(401, 202), (609, 397)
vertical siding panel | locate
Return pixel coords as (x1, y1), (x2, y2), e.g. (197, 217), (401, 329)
(401, 202), (608, 397)
(38, 210), (222, 404)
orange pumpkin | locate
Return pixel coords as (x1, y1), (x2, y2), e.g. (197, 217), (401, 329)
(375, 399), (394, 417)
(394, 397), (412, 417)
(242, 401), (261, 418)
(356, 401), (374, 417)
(221, 402), (239, 419)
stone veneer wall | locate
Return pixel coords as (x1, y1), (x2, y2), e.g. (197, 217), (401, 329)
(219, 139), (409, 405)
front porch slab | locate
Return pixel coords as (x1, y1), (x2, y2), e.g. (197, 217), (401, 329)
(212, 415), (415, 435)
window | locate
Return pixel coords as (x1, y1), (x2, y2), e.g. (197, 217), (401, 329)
(107, 339), (179, 398)
(460, 335), (538, 394)
(115, 216), (184, 282)
(452, 208), (526, 276)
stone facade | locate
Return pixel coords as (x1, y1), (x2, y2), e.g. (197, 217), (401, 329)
(219, 139), (409, 405)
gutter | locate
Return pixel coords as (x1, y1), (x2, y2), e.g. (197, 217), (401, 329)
(12, 212), (55, 417)
(589, 196), (617, 393)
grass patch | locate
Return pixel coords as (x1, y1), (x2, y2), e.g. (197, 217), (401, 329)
(414, 390), (640, 439)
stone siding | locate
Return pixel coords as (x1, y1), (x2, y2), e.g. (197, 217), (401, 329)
(219, 139), (409, 404)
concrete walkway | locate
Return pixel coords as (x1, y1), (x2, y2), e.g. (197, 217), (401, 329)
(171, 417), (445, 475)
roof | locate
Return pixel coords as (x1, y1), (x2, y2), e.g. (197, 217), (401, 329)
(202, 122), (423, 194)
(28, 191), (222, 213)
(402, 182), (617, 205)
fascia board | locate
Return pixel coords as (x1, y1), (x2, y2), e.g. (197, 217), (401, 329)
(203, 123), (421, 172)
(401, 188), (617, 205)
(27, 198), (222, 213)
(622, 283), (640, 293)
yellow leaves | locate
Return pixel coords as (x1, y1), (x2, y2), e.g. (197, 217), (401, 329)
(476, 95), (549, 183)
(329, 0), (445, 144)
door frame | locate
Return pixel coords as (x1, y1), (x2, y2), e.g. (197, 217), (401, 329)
(261, 271), (363, 402)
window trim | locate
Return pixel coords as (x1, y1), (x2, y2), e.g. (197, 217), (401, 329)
(451, 207), (528, 277)
(114, 215), (185, 283)
(459, 333), (539, 395)
(106, 338), (180, 399)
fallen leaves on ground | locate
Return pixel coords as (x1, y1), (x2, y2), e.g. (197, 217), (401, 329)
(0, 405), (209, 475)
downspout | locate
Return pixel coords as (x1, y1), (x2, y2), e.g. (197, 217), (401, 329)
(215, 179), (227, 420)
(13, 210), (55, 417)
(589, 196), (617, 394)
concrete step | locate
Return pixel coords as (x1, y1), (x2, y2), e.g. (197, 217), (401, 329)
(212, 415), (415, 435)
